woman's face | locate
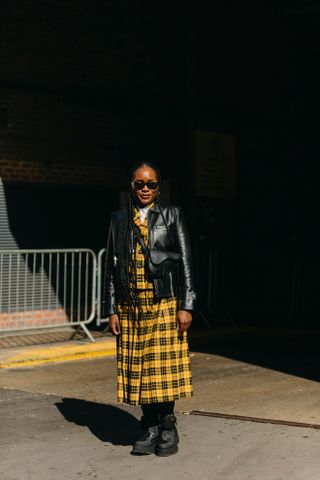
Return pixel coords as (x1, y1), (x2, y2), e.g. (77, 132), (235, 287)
(131, 166), (159, 207)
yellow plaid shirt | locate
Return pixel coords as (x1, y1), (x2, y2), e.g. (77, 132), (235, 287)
(129, 203), (154, 290)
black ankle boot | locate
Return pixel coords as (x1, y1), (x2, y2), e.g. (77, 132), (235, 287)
(131, 416), (160, 455)
(155, 414), (179, 457)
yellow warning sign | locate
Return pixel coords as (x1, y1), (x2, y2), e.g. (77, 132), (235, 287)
(196, 130), (236, 198)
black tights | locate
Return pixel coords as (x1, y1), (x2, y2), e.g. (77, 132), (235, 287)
(141, 401), (175, 427)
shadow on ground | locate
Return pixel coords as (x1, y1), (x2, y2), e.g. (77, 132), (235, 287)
(55, 398), (141, 445)
(189, 328), (320, 383)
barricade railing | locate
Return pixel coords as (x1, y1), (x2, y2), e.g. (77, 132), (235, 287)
(194, 242), (319, 328)
(212, 246), (294, 326)
(95, 240), (306, 329)
(0, 249), (96, 341)
(1, 246), (318, 339)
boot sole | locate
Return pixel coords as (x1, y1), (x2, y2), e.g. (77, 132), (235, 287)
(130, 444), (157, 455)
(154, 445), (179, 457)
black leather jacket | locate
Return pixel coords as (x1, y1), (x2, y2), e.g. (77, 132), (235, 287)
(103, 203), (196, 315)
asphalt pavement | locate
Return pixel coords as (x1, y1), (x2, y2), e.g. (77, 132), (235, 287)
(1, 388), (320, 480)
(1, 329), (320, 479)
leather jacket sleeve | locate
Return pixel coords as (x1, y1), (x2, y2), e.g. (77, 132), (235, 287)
(103, 218), (116, 316)
(175, 207), (197, 310)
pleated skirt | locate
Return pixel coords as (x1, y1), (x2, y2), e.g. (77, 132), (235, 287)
(116, 290), (193, 406)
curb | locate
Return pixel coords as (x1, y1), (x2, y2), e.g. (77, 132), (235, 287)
(2, 326), (316, 370)
(0, 338), (117, 369)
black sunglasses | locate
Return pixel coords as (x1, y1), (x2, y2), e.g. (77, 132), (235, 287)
(132, 180), (159, 190)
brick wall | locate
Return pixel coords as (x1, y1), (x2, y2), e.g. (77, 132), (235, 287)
(0, 2), (184, 187)
(0, 0), (145, 90)
(0, 1), (182, 93)
(0, 159), (126, 186)
(0, 2), (186, 335)
(0, 309), (69, 331)
(0, 85), (128, 185)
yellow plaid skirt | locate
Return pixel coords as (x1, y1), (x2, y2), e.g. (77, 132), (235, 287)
(116, 290), (193, 406)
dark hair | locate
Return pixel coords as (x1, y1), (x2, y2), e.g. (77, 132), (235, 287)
(117, 162), (162, 302)
(129, 161), (161, 183)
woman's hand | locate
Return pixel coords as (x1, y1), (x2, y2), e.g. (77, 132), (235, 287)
(177, 310), (192, 333)
(108, 313), (120, 336)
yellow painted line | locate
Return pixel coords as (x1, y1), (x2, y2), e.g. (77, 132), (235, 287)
(0, 340), (117, 369)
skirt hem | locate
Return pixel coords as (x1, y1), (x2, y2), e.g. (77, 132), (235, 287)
(117, 391), (194, 407)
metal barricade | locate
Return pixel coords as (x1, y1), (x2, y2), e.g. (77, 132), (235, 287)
(213, 246), (294, 326)
(0, 249), (96, 341)
(1, 245), (317, 337)
(197, 245), (301, 327)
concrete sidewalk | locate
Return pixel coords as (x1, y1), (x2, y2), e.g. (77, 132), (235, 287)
(1, 329), (320, 479)
(1, 388), (320, 480)
(1, 327), (320, 426)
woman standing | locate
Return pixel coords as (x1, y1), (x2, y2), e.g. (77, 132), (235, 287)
(104, 162), (196, 456)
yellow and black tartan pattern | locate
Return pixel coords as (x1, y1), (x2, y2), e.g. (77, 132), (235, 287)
(116, 291), (193, 405)
(116, 206), (193, 406)
(128, 206), (154, 289)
